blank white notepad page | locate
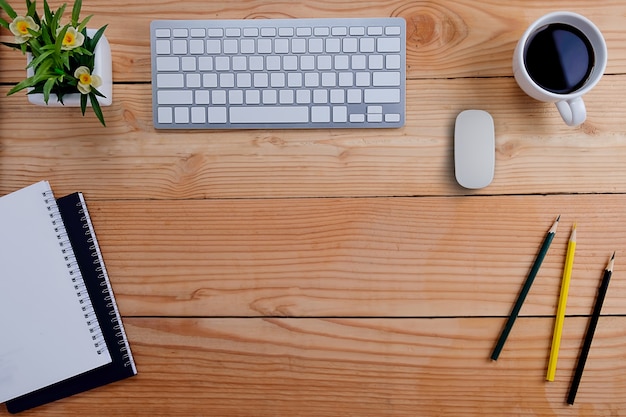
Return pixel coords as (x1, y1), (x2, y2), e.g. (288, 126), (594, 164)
(0, 181), (111, 403)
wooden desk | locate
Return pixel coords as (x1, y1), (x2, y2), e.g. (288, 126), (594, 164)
(1, 1), (626, 415)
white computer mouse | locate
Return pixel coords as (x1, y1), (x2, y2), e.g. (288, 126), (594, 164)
(454, 110), (495, 189)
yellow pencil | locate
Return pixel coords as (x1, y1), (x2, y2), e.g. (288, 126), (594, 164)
(546, 223), (577, 382)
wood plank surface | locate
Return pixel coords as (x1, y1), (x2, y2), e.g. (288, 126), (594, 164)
(1, 1), (625, 81)
(1, 76), (625, 199)
(83, 195), (625, 318)
(2, 0), (626, 415)
(8, 317), (626, 416)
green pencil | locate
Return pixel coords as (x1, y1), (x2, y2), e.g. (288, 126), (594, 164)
(491, 215), (560, 361)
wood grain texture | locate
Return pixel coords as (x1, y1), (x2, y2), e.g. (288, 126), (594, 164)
(0, 76), (625, 199)
(79, 195), (625, 318)
(4, 317), (626, 416)
(1, 0), (625, 82)
(1, 0), (626, 415)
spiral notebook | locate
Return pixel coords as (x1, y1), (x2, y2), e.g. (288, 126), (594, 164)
(0, 182), (136, 413)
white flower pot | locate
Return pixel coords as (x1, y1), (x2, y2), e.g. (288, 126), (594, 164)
(26, 29), (112, 107)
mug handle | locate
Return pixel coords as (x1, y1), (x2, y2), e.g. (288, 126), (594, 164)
(556, 97), (586, 126)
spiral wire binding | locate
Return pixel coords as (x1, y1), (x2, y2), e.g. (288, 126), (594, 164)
(76, 196), (137, 371)
(42, 188), (107, 355)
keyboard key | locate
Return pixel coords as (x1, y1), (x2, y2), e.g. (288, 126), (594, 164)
(275, 38), (289, 53)
(311, 106), (331, 122)
(230, 106), (309, 123)
(155, 29), (170, 38)
(292, 38), (306, 53)
(223, 39), (238, 54)
(158, 90), (193, 105)
(372, 71), (401, 87)
(212, 90), (227, 104)
(181, 57), (196, 71)
(279, 90), (294, 104)
(155, 40), (171, 55)
(189, 39), (204, 55)
(330, 89), (345, 103)
(261, 27), (276, 37)
(331, 26), (347, 36)
(314, 27), (330, 36)
(241, 39), (255, 53)
(350, 113), (365, 122)
(172, 40), (187, 54)
(279, 27), (294, 37)
(186, 73), (201, 88)
(190, 28), (205, 37)
(245, 90), (261, 104)
(156, 56), (179, 71)
(207, 28), (223, 37)
(243, 27), (259, 37)
(309, 38), (323, 53)
(360, 38), (375, 53)
(377, 37), (401, 52)
(333, 106), (347, 122)
(350, 26), (365, 36)
(157, 107), (172, 123)
(208, 107), (227, 123)
(296, 90), (311, 104)
(229, 90), (244, 104)
(386, 54), (401, 69)
(364, 88), (400, 103)
(296, 27), (312, 36)
(206, 40), (221, 54)
(174, 107), (189, 123)
(342, 38), (358, 52)
(347, 89), (362, 103)
(385, 113), (401, 123)
(258, 39), (272, 53)
(195, 90), (210, 104)
(225, 28), (241, 37)
(191, 107), (206, 123)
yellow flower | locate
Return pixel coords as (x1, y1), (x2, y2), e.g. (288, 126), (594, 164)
(57, 26), (85, 50)
(74, 66), (102, 94)
(9, 16), (40, 44)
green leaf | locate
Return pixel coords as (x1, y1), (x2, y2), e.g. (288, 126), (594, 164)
(71, 0), (81, 26)
(44, 0), (53, 25)
(0, 17), (10, 29)
(89, 92), (106, 126)
(0, 0), (17, 19)
(54, 24), (68, 54)
(88, 24), (107, 50)
(7, 75), (39, 95)
(80, 92), (87, 115)
(27, 48), (54, 69)
(76, 14), (92, 32)
(26, 0), (38, 20)
(91, 86), (105, 98)
(43, 77), (56, 103)
(49, 3), (66, 35)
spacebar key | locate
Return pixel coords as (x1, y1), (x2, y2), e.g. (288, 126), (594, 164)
(230, 106), (309, 124)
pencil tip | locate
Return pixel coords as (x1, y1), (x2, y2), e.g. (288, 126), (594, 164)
(556, 214), (561, 221)
(611, 252), (616, 260)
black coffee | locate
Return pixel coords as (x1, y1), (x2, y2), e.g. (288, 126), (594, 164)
(524, 23), (594, 94)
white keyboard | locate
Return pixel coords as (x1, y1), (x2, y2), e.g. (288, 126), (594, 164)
(150, 18), (405, 129)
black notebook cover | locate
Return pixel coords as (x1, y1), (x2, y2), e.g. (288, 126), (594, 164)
(6, 192), (137, 414)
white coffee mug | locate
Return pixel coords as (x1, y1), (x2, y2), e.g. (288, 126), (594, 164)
(513, 11), (607, 126)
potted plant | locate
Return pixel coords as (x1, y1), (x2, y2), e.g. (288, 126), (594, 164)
(0, 0), (110, 125)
